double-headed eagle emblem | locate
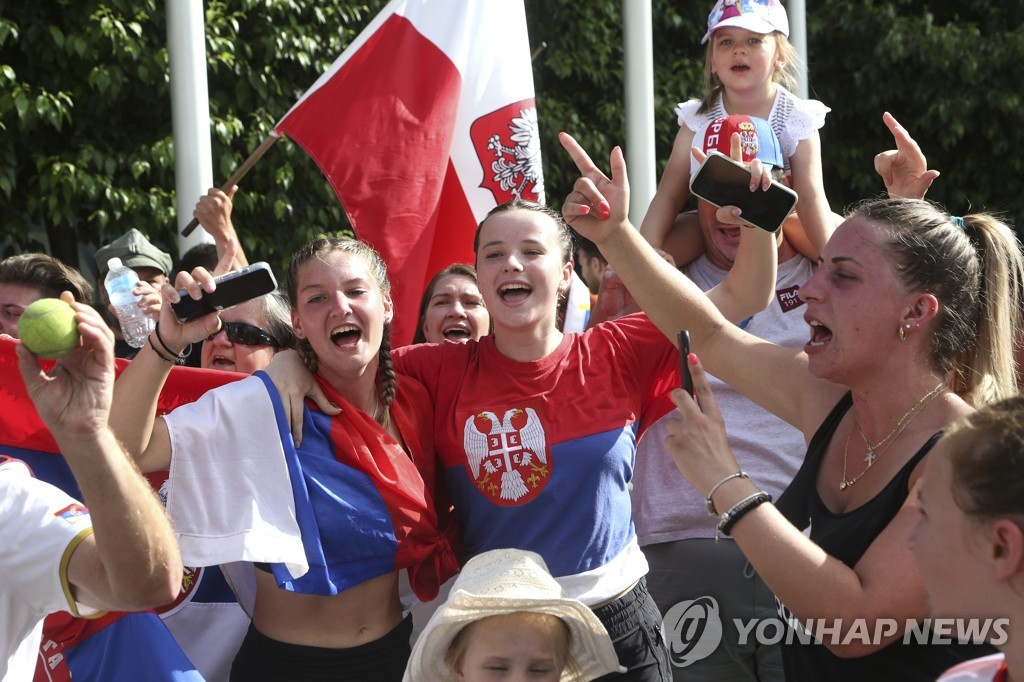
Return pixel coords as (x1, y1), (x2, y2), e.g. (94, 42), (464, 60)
(463, 407), (547, 502)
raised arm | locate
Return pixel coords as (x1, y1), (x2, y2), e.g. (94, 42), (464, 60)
(874, 112), (940, 200)
(110, 268), (224, 472)
(664, 357), (930, 656)
(194, 186), (250, 271)
(693, 137), (779, 322)
(17, 295), (182, 611)
(558, 132), (839, 433)
(639, 125), (697, 249)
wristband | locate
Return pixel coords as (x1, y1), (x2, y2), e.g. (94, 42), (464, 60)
(705, 471), (749, 516)
(154, 322), (187, 360)
(716, 491), (771, 541)
(148, 336), (177, 363)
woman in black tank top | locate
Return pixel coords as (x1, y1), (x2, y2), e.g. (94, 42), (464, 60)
(560, 130), (1024, 680)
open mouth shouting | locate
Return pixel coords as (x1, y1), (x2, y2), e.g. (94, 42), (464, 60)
(441, 322), (473, 341)
(498, 282), (532, 304)
(716, 224), (743, 242)
(330, 324), (363, 348)
(806, 319), (833, 351)
(208, 352), (236, 370)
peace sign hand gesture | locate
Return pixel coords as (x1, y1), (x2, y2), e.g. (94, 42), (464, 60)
(558, 132), (632, 246)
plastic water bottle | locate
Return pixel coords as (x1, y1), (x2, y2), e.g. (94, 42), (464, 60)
(104, 257), (155, 348)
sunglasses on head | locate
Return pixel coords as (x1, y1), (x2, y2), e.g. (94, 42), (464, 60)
(207, 321), (279, 348)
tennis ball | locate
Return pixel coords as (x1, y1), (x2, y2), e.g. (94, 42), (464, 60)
(18, 298), (80, 359)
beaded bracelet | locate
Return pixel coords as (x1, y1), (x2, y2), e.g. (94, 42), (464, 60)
(705, 471), (749, 516)
(716, 491), (772, 541)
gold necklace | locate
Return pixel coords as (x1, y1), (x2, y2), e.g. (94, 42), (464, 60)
(856, 382), (946, 466)
(839, 382), (946, 491)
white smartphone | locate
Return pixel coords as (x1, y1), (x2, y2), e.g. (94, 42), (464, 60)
(689, 151), (799, 233)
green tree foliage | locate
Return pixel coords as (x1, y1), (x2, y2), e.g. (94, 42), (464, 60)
(1, 0), (1021, 279)
(808, 1), (1024, 225)
(0, 0), (388, 276)
(530, 0), (1024, 230)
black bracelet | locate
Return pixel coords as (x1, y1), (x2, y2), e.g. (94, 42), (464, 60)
(716, 491), (772, 541)
(154, 322), (186, 360)
(148, 336), (177, 363)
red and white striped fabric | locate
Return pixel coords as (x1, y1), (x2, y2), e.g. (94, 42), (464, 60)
(276, 0), (543, 346)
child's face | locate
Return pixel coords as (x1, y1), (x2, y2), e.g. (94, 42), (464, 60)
(710, 27), (780, 93)
(455, 613), (567, 681)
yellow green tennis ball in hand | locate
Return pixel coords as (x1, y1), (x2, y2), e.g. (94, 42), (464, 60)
(18, 298), (81, 359)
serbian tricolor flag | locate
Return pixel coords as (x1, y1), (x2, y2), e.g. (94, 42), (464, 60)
(161, 371), (458, 602)
(275, 0), (543, 346)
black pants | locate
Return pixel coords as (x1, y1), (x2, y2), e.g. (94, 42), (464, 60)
(230, 615), (412, 682)
(592, 577), (672, 680)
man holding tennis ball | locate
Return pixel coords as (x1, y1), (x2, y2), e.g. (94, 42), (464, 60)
(2, 291), (183, 679)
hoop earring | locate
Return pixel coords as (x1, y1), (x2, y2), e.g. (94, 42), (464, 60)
(899, 323), (910, 342)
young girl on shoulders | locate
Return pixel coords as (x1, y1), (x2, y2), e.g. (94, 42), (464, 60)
(641, 0), (834, 260)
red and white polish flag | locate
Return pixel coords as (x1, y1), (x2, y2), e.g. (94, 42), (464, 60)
(276, 0), (543, 346)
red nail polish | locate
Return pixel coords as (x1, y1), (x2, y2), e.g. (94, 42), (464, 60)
(688, 353), (698, 365)
(599, 201), (611, 219)
(579, 205), (591, 215)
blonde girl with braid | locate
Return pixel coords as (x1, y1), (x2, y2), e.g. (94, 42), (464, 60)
(286, 238), (400, 433)
(109, 237), (458, 681)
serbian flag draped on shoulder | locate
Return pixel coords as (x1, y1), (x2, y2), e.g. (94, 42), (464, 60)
(275, 0), (544, 346)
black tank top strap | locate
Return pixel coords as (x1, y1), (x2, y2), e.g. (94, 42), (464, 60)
(776, 392), (852, 526)
(894, 430), (942, 487)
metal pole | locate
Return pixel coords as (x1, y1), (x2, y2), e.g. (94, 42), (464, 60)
(788, 0), (808, 99)
(167, 0), (214, 256)
(622, 0), (656, 227)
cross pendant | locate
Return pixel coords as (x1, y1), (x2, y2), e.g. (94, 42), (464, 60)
(863, 449), (877, 466)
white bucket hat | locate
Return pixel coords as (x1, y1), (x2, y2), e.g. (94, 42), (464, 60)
(404, 549), (624, 681)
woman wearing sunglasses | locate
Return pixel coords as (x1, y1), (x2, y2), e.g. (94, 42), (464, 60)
(200, 292), (294, 374)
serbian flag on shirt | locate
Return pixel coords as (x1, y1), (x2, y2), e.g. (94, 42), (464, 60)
(275, 0), (543, 346)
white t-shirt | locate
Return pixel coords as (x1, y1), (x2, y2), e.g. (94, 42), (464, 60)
(632, 254), (815, 545)
(0, 458), (97, 681)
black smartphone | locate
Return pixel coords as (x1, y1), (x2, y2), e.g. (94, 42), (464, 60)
(679, 330), (694, 397)
(690, 151), (799, 233)
(172, 262), (278, 323)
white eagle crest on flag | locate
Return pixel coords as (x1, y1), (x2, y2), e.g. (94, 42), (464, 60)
(463, 407), (548, 503)
(485, 107), (544, 200)
(472, 101), (544, 204)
